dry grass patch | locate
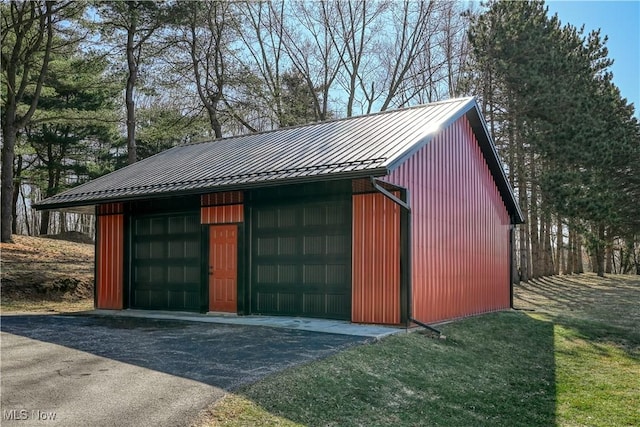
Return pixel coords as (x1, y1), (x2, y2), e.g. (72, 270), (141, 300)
(1, 235), (94, 313)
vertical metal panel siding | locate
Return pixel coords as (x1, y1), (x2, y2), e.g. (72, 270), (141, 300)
(201, 204), (244, 224)
(96, 209), (124, 309)
(201, 191), (243, 206)
(97, 202), (124, 215)
(201, 191), (244, 224)
(352, 193), (401, 324)
(386, 116), (510, 323)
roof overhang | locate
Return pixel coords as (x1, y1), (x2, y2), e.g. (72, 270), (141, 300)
(34, 167), (389, 212)
(465, 104), (524, 224)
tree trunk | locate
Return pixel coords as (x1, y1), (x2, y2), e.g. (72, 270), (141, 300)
(206, 107), (223, 139)
(604, 232), (613, 274)
(1, 126), (17, 242)
(575, 233), (584, 274)
(39, 155), (58, 235)
(566, 226), (574, 274)
(19, 184), (31, 236)
(515, 124), (529, 282)
(511, 226), (520, 285)
(529, 157), (540, 278)
(11, 158), (21, 235)
(556, 216), (563, 275)
(594, 223), (605, 277)
(40, 211), (51, 236)
(126, 22), (138, 165)
(518, 224), (528, 282)
(60, 212), (67, 233)
(542, 212), (554, 275)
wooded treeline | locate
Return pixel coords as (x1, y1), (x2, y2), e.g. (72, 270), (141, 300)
(2, 0), (639, 277)
(466, 0), (640, 277)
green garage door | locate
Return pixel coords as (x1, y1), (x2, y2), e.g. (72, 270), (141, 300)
(251, 197), (351, 320)
(130, 212), (202, 311)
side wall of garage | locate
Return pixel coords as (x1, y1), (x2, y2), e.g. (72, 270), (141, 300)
(385, 115), (511, 323)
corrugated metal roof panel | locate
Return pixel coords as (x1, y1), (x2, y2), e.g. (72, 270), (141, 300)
(38, 97), (519, 214)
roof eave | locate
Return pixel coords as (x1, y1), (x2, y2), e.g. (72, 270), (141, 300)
(466, 104), (525, 224)
(33, 167), (389, 211)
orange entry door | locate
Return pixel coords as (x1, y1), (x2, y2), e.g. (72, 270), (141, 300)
(209, 224), (238, 313)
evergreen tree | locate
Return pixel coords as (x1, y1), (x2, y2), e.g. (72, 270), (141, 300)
(1, 1), (82, 242)
(23, 52), (121, 234)
(136, 104), (211, 159)
(466, 0), (640, 278)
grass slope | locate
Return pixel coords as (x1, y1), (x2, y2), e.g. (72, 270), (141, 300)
(1, 235), (94, 312)
(201, 274), (640, 427)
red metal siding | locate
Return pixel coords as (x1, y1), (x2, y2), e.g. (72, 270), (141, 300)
(97, 202), (124, 215)
(96, 211), (124, 309)
(201, 204), (244, 224)
(201, 192), (244, 224)
(201, 191), (243, 206)
(352, 193), (401, 324)
(386, 116), (511, 323)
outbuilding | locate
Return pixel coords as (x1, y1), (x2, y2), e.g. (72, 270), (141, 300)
(36, 97), (523, 326)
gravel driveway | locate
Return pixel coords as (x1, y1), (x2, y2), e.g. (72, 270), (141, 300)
(1, 314), (368, 427)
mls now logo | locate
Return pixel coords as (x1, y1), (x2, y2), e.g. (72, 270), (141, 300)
(3, 409), (57, 421)
(3, 409), (28, 420)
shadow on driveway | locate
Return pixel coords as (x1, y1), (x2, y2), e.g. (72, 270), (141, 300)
(1, 314), (370, 390)
(1, 314), (370, 427)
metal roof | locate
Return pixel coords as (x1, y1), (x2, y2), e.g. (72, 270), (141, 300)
(35, 97), (523, 223)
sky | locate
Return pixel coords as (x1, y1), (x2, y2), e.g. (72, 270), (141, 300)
(545, 1), (640, 117)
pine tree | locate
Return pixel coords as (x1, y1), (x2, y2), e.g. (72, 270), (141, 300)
(23, 52), (120, 234)
(466, 0), (640, 278)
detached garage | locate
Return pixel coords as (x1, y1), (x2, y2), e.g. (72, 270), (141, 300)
(36, 97), (523, 325)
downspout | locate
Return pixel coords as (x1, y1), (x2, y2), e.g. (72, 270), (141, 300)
(369, 177), (442, 337)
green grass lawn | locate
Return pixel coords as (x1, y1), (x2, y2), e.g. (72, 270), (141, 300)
(199, 274), (640, 427)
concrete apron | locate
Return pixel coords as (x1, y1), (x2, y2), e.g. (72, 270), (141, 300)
(86, 309), (403, 339)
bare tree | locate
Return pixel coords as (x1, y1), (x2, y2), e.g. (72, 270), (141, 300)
(233, 1), (288, 129)
(398, 1), (473, 105)
(441, 1), (471, 98)
(230, 1), (471, 126)
(277, 1), (344, 121)
(168, 1), (238, 138)
(322, 0), (388, 117)
(374, 0), (437, 111)
(96, 1), (167, 164)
